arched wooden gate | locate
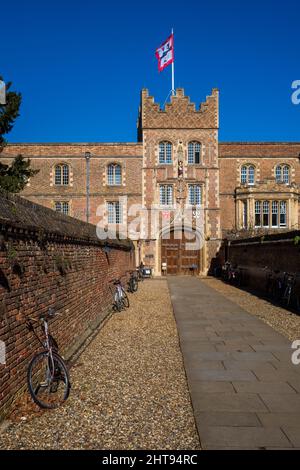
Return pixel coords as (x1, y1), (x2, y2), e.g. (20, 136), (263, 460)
(161, 229), (200, 275)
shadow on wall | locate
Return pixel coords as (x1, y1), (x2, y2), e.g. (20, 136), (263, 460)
(215, 231), (300, 293)
(0, 191), (135, 421)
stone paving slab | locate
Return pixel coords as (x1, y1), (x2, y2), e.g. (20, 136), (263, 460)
(232, 381), (296, 394)
(198, 426), (292, 449)
(223, 360), (276, 372)
(257, 412), (300, 427)
(196, 411), (261, 427)
(187, 369), (257, 382)
(168, 277), (300, 450)
(188, 381), (235, 394)
(192, 392), (268, 414)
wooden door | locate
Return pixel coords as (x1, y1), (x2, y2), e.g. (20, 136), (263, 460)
(161, 230), (200, 275)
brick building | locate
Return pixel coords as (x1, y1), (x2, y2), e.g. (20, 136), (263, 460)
(1, 88), (300, 275)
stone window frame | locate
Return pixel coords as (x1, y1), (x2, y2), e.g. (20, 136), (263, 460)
(106, 162), (122, 186)
(187, 141), (202, 165)
(240, 163), (256, 186)
(187, 183), (203, 206)
(51, 162), (73, 187)
(159, 183), (174, 207)
(103, 160), (126, 187)
(158, 141), (173, 165)
(105, 199), (123, 225)
(274, 163), (291, 185)
(53, 200), (70, 216)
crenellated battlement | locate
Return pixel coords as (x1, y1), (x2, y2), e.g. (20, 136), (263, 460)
(137, 88), (219, 138)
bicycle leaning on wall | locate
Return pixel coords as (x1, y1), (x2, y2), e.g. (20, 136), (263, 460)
(26, 308), (71, 409)
(110, 278), (130, 312)
(127, 270), (138, 293)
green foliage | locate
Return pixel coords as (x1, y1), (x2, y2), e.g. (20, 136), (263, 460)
(0, 76), (38, 192)
(0, 154), (39, 193)
(294, 236), (300, 245)
(7, 244), (17, 261)
(0, 75), (21, 149)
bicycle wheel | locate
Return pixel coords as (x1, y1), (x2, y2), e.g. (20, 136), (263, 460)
(121, 288), (130, 308)
(127, 278), (134, 293)
(27, 350), (71, 409)
(283, 287), (292, 307)
(114, 292), (123, 312)
(132, 277), (138, 292)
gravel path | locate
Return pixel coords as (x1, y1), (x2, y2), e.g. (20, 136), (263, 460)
(202, 277), (300, 342)
(0, 279), (200, 450)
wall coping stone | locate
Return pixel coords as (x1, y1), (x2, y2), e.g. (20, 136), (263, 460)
(0, 191), (133, 250)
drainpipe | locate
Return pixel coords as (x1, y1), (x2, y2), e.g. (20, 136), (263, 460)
(85, 151), (91, 224)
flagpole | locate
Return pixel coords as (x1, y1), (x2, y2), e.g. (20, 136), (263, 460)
(171, 28), (175, 96)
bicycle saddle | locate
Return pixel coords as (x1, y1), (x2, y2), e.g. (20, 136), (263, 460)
(39, 307), (56, 320)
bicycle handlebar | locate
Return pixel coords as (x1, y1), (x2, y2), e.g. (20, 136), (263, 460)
(27, 308), (60, 324)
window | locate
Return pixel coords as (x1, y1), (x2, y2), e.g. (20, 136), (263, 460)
(107, 201), (122, 224)
(188, 142), (201, 164)
(241, 166), (247, 184)
(188, 184), (202, 206)
(159, 142), (172, 164)
(159, 185), (173, 206)
(275, 165), (290, 184)
(107, 163), (122, 186)
(254, 200), (287, 229)
(55, 164), (69, 185)
(280, 201), (287, 227)
(55, 201), (69, 215)
(248, 166), (255, 185)
(272, 201), (278, 227)
(241, 165), (255, 185)
(262, 201), (269, 227)
(255, 201), (261, 227)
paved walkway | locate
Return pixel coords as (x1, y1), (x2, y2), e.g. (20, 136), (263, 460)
(168, 277), (300, 450)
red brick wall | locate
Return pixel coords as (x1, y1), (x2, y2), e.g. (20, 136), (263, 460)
(0, 143), (143, 227)
(0, 195), (135, 419)
(219, 232), (300, 293)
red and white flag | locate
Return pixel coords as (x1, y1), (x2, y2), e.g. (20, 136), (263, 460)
(155, 33), (174, 72)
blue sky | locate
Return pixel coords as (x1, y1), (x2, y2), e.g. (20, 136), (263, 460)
(1, 0), (299, 143)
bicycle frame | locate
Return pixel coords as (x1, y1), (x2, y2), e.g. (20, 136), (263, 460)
(115, 284), (123, 301)
(27, 317), (57, 384)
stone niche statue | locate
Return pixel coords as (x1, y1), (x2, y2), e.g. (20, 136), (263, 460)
(177, 143), (184, 178)
(178, 160), (184, 178)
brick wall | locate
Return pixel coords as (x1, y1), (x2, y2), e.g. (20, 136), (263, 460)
(0, 193), (135, 419)
(0, 143), (143, 226)
(219, 231), (300, 293)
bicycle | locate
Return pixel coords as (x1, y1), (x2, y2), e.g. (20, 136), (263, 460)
(267, 271), (284, 302)
(110, 278), (130, 312)
(222, 261), (241, 286)
(26, 308), (71, 409)
(127, 270), (138, 293)
(136, 266), (144, 282)
(281, 273), (300, 312)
